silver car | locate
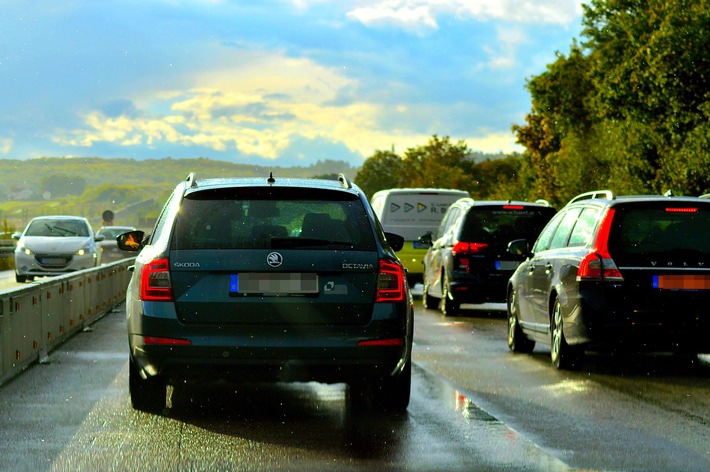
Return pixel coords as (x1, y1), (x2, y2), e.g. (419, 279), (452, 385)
(96, 225), (137, 264)
(12, 215), (103, 283)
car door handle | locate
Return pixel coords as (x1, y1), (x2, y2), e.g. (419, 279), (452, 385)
(545, 263), (553, 274)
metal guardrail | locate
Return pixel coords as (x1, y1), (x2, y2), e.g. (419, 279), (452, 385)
(0, 259), (134, 386)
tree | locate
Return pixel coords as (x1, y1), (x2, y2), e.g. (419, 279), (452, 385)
(354, 150), (406, 198)
(401, 135), (474, 191)
(40, 174), (87, 198)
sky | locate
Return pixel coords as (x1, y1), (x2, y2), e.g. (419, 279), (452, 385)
(0, 0), (586, 167)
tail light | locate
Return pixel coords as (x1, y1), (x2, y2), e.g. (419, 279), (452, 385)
(143, 336), (191, 345)
(577, 208), (623, 281)
(452, 241), (488, 271)
(376, 259), (405, 302)
(140, 258), (173, 301)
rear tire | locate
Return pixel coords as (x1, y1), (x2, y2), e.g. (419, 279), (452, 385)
(507, 288), (535, 353)
(129, 360), (166, 412)
(15, 273), (26, 283)
(440, 272), (460, 317)
(550, 298), (582, 370)
(423, 283), (438, 310)
(371, 358), (411, 412)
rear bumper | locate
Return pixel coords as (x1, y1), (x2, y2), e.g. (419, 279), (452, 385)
(128, 303), (412, 384)
(564, 285), (710, 353)
(450, 271), (512, 304)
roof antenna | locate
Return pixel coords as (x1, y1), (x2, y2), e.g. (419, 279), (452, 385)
(267, 172), (275, 184)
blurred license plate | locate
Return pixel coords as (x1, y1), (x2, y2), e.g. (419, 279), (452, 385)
(495, 261), (519, 271)
(230, 273), (318, 294)
(41, 257), (66, 265)
(652, 275), (710, 290)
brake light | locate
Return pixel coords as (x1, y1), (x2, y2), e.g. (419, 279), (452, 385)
(577, 208), (623, 281)
(357, 338), (404, 347)
(140, 258), (173, 301)
(503, 205), (524, 210)
(452, 241), (488, 271)
(143, 336), (191, 345)
(376, 259), (405, 302)
(452, 242), (488, 254)
(665, 207), (698, 213)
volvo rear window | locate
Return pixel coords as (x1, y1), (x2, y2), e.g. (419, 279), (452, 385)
(171, 188), (376, 250)
(611, 206), (710, 256)
(460, 207), (556, 244)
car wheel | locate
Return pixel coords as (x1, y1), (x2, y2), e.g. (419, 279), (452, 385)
(15, 273), (26, 283)
(440, 272), (460, 317)
(129, 360), (166, 412)
(422, 282), (438, 310)
(507, 288), (535, 353)
(550, 298), (582, 370)
(372, 357), (411, 412)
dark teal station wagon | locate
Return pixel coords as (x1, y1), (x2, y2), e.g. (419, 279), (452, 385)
(118, 173), (413, 412)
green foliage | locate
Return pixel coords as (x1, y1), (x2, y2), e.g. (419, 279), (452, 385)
(354, 150), (406, 198)
(512, 0), (710, 204)
(40, 174), (87, 198)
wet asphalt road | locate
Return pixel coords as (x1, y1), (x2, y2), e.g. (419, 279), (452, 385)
(0, 299), (708, 471)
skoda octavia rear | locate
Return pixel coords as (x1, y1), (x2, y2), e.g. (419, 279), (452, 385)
(119, 173), (413, 412)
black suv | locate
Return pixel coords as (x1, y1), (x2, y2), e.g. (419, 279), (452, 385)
(420, 198), (556, 316)
(117, 173), (413, 411)
(507, 190), (710, 369)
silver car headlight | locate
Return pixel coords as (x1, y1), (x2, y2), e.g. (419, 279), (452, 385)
(18, 245), (33, 255)
(76, 245), (92, 256)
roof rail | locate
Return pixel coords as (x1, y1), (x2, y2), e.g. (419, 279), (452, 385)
(338, 173), (352, 189)
(186, 172), (197, 188)
(567, 190), (614, 205)
(535, 199), (551, 207)
(700, 193), (710, 199)
(663, 189), (674, 197)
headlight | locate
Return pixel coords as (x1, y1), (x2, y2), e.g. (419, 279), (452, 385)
(18, 245), (33, 255)
(76, 245), (91, 256)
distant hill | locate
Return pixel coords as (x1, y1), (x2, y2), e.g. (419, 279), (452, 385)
(0, 157), (358, 232)
(1, 157), (358, 194)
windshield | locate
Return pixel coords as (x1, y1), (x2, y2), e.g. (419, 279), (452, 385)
(25, 219), (90, 237)
(172, 189), (375, 251)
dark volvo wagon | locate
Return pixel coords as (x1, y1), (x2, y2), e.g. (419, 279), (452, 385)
(118, 173), (413, 411)
(507, 190), (710, 369)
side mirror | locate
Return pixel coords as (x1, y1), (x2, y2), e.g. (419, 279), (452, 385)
(508, 239), (531, 259)
(417, 232), (433, 248)
(117, 230), (146, 252)
(384, 232), (405, 252)
(11, 232), (22, 240)
(94, 234), (106, 242)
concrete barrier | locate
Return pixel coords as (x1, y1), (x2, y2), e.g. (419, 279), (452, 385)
(0, 259), (134, 386)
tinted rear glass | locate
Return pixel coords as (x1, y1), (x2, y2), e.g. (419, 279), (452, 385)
(171, 187), (376, 250)
(460, 206), (556, 244)
(611, 205), (710, 255)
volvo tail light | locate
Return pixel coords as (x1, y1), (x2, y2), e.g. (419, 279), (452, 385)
(376, 259), (405, 302)
(140, 258), (173, 301)
(577, 208), (623, 281)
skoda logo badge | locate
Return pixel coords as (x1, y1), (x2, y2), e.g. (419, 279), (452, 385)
(267, 252), (283, 267)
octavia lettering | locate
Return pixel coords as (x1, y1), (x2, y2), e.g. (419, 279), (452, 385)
(342, 262), (374, 270)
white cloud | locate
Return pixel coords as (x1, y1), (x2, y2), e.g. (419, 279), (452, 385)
(52, 47), (522, 161)
(0, 138), (13, 155)
(347, 0), (583, 31)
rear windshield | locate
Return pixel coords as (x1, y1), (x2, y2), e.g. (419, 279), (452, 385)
(611, 206), (710, 255)
(171, 188), (376, 250)
(460, 207), (556, 244)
